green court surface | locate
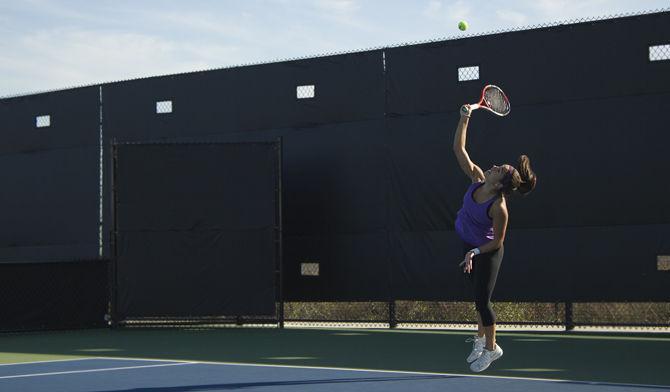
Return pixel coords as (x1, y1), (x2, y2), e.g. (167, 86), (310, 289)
(0, 327), (667, 386)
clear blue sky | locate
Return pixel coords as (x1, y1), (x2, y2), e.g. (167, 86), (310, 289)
(1, 0), (668, 97)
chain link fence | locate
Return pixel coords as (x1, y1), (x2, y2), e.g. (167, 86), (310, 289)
(649, 44), (670, 61)
(0, 260), (109, 333)
(283, 301), (670, 331)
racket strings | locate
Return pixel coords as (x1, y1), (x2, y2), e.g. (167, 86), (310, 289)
(484, 87), (510, 115)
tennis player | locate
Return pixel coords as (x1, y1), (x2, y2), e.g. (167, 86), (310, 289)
(453, 104), (537, 372)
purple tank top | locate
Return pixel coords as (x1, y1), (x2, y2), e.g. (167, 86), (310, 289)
(455, 182), (497, 246)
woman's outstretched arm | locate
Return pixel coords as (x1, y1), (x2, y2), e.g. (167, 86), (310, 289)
(453, 105), (485, 183)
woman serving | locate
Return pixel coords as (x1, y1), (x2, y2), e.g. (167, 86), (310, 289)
(453, 104), (537, 372)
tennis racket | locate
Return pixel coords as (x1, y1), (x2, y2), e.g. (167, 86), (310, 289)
(463, 85), (510, 116)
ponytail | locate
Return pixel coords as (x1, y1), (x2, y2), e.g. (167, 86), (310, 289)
(501, 155), (537, 196)
(514, 155), (536, 196)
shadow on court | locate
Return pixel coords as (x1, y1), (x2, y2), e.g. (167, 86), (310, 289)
(93, 375), (456, 392)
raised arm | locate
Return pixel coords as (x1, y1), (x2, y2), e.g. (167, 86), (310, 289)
(453, 105), (485, 183)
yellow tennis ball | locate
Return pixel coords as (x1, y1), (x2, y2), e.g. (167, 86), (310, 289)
(458, 21), (468, 31)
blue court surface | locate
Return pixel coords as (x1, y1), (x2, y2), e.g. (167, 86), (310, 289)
(0, 357), (666, 392)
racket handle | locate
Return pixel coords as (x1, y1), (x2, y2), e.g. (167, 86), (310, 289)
(469, 103), (481, 110)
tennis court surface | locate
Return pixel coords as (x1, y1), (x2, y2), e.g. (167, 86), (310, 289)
(1, 357), (667, 392)
(0, 328), (668, 391)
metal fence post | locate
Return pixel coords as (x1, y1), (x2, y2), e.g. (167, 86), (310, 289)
(565, 301), (575, 331)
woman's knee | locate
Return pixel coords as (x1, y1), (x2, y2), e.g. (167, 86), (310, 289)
(474, 298), (489, 312)
(475, 301), (496, 325)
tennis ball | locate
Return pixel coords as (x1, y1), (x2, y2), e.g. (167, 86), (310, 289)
(458, 21), (468, 31)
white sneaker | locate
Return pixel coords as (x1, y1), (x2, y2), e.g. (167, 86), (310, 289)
(465, 335), (486, 363)
(469, 344), (503, 372)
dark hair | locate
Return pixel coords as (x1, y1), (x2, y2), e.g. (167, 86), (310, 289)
(501, 155), (537, 196)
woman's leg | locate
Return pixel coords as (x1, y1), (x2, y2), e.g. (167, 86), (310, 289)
(472, 246), (504, 350)
(483, 324), (496, 350)
(476, 314), (485, 338)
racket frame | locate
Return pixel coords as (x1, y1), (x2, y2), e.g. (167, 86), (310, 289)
(469, 84), (510, 116)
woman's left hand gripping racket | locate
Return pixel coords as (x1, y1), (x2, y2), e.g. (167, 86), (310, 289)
(462, 84), (511, 117)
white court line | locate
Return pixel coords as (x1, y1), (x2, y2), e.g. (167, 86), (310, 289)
(2, 356), (667, 389)
(96, 355), (670, 389)
(0, 356), (181, 368)
(91, 357), (183, 363)
(0, 362), (195, 380)
(0, 358), (98, 367)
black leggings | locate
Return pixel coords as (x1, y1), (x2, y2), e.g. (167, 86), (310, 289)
(464, 243), (504, 327)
